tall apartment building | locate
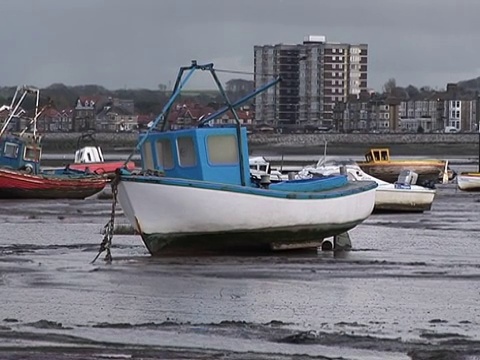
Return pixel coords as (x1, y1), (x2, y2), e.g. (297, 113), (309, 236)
(254, 35), (368, 129)
(254, 44), (300, 127)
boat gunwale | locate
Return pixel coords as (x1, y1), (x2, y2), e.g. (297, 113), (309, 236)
(119, 174), (377, 200)
(0, 168), (108, 185)
(357, 160), (446, 166)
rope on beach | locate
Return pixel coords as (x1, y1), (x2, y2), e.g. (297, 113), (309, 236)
(214, 68), (278, 77)
(91, 169), (120, 264)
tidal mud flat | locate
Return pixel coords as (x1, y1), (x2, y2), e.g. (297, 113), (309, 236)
(0, 184), (480, 360)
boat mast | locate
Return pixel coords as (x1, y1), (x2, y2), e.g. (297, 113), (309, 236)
(0, 85), (41, 139)
(0, 86), (28, 138)
(124, 61), (281, 186)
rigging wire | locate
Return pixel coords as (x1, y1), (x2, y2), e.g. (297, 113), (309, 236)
(214, 68), (278, 77)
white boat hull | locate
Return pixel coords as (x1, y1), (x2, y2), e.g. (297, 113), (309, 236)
(457, 173), (480, 192)
(374, 186), (436, 212)
(117, 179), (376, 254)
(303, 163), (436, 213)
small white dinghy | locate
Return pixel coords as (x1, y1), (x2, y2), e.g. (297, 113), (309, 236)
(457, 172), (480, 192)
(299, 161), (436, 213)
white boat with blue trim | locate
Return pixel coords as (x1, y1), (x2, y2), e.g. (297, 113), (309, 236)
(299, 161), (436, 213)
(111, 62), (377, 255)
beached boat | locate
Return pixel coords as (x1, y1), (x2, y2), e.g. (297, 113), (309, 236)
(249, 156), (287, 182)
(109, 62), (377, 255)
(457, 172), (480, 192)
(357, 148), (451, 185)
(0, 86), (108, 199)
(300, 161), (436, 212)
(0, 167), (107, 199)
(65, 133), (136, 175)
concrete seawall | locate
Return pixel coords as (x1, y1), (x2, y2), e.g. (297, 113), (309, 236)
(41, 132), (480, 156)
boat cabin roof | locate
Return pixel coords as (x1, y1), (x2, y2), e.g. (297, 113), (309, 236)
(74, 146), (104, 163)
(140, 126), (251, 186)
(364, 148), (390, 163)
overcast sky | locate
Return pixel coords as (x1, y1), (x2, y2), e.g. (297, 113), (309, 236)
(1, 0), (479, 91)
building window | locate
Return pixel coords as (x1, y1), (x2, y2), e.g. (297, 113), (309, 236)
(456, 110), (460, 118)
(456, 101), (460, 107)
(451, 110), (455, 118)
(207, 135), (239, 165)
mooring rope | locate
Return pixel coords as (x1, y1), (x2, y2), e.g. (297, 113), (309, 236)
(91, 169), (120, 264)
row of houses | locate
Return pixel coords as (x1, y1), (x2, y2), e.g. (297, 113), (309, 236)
(2, 82), (478, 134)
(0, 96), (152, 133)
(0, 95), (255, 133)
(332, 84), (480, 133)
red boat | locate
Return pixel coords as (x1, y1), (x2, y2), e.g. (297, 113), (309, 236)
(65, 133), (136, 175)
(0, 87), (109, 200)
(0, 168), (108, 199)
(67, 160), (136, 175)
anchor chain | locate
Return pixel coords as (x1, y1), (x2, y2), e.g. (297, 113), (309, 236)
(92, 170), (120, 264)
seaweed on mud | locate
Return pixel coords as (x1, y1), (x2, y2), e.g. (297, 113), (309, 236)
(24, 320), (72, 330)
(3, 318), (19, 323)
(420, 332), (468, 339)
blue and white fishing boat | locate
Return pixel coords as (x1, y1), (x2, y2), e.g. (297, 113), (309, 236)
(111, 62), (377, 255)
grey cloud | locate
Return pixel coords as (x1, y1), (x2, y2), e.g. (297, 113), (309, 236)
(0, 0), (479, 91)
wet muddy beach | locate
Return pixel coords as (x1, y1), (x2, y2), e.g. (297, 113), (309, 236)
(1, 179), (480, 359)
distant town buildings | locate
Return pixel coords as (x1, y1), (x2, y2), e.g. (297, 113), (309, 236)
(167, 101), (253, 129)
(225, 79), (254, 103)
(332, 83), (480, 133)
(254, 35), (368, 129)
(1, 53), (479, 134)
(72, 96), (97, 131)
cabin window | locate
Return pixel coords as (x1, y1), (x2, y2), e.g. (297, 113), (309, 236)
(380, 151), (388, 160)
(24, 147), (41, 161)
(4, 142), (19, 158)
(373, 152), (380, 161)
(141, 141), (155, 170)
(207, 135), (239, 165)
(177, 137), (196, 167)
(155, 139), (174, 169)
